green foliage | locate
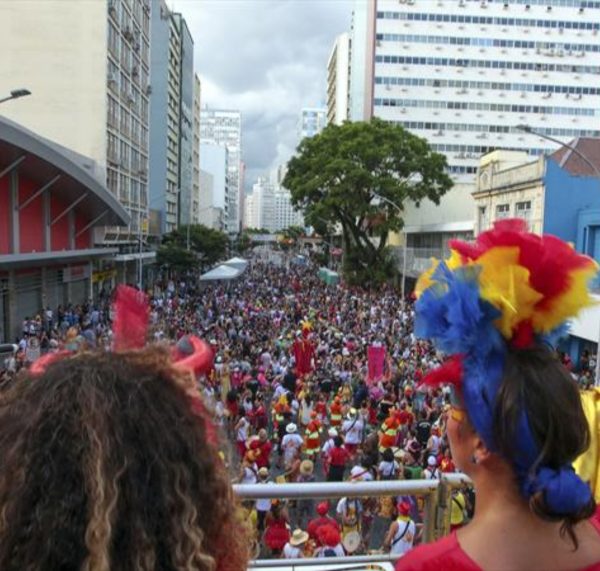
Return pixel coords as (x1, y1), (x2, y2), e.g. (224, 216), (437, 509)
(162, 224), (228, 266)
(244, 227), (271, 234)
(283, 118), (453, 284)
(156, 243), (197, 271)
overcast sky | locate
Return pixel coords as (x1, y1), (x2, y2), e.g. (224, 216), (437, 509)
(175, 0), (353, 191)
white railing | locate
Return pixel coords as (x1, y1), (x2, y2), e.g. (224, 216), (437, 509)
(235, 474), (472, 568)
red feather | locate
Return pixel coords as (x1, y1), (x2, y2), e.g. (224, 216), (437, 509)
(112, 286), (149, 351)
(420, 355), (464, 390)
(29, 351), (71, 375)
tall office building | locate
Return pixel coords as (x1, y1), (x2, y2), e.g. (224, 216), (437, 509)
(244, 177), (303, 232)
(200, 108), (242, 234)
(349, 0), (600, 253)
(299, 107), (327, 140)
(0, 0), (151, 249)
(192, 74), (202, 225)
(327, 33), (352, 125)
(149, 1), (195, 235)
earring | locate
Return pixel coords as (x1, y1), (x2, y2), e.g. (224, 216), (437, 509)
(470, 454), (478, 465)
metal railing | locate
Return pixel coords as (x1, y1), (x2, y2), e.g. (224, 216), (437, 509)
(234, 474), (472, 568)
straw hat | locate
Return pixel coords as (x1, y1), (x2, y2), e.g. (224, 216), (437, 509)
(286, 423), (298, 434)
(258, 467), (269, 478)
(289, 529), (309, 546)
(299, 459), (314, 476)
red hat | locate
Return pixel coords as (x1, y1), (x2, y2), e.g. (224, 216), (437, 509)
(316, 501), (329, 516)
(318, 524), (341, 547)
(397, 500), (411, 516)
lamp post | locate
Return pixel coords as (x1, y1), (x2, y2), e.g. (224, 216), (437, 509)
(0, 88), (31, 105)
(517, 124), (600, 386)
(372, 192), (407, 303)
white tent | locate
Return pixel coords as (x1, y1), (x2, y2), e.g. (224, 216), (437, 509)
(223, 256), (248, 270)
(199, 264), (244, 282)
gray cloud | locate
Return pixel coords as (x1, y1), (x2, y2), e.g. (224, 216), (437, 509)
(175, 0), (353, 189)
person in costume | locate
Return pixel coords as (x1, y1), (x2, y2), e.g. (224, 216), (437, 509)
(303, 411), (322, 459)
(384, 500), (416, 556)
(329, 395), (343, 428)
(397, 220), (600, 571)
(379, 412), (400, 453)
(307, 502), (341, 543)
(0, 286), (248, 571)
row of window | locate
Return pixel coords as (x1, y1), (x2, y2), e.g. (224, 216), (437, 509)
(427, 142), (546, 155)
(396, 120), (600, 137)
(374, 97), (599, 116)
(375, 54), (600, 74)
(448, 165), (479, 173)
(107, 132), (148, 176)
(107, 167), (147, 208)
(107, 93), (149, 149)
(374, 75), (600, 96)
(469, 0), (600, 7)
(480, 201), (532, 223)
(376, 11), (600, 30)
(376, 33), (600, 52)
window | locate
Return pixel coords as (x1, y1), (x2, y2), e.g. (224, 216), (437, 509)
(496, 204), (511, 220)
(478, 206), (488, 232)
(515, 200), (532, 227)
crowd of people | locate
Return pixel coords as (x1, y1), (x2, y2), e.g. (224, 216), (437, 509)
(1, 247), (598, 567)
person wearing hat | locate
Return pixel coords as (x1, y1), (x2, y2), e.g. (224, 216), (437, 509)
(315, 524), (345, 557)
(423, 455), (440, 480)
(342, 407), (364, 458)
(294, 460), (316, 528)
(384, 500), (416, 556)
(308, 502), (340, 543)
(255, 467), (271, 533)
(283, 528), (309, 559)
(303, 411), (322, 459)
(281, 422), (303, 468)
(329, 396), (343, 428)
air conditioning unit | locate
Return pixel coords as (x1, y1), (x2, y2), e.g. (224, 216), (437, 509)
(107, 72), (117, 84)
(145, 84), (152, 95)
(123, 27), (134, 41)
(108, 0), (116, 15)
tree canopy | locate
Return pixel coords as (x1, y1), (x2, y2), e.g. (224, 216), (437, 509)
(283, 118), (453, 284)
(157, 224), (229, 271)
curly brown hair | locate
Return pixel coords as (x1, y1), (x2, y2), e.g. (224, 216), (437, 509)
(0, 348), (248, 571)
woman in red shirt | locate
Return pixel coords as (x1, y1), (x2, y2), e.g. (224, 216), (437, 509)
(327, 436), (350, 482)
(397, 220), (600, 571)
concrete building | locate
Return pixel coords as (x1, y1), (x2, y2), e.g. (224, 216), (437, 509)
(192, 74), (202, 224)
(0, 116), (129, 342)
(244, 177), (303, 232)
(349, 0), (600, 273)
(0, 0), (152, 266)
(148, 2), (195, 235)
(200, 108), (242, 234)
(199, 143), (227, 230)
(473, 138), (600, 365)
(327, 33), (351, 125)
(299, 107), (327, 140)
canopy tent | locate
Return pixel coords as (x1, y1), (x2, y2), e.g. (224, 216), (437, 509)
(318, 267), (340, 286)
(200, 264), (244, 282)
(223, 256), (248, 270)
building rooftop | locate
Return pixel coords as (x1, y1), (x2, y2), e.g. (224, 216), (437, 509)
(551, 138), (600, 177)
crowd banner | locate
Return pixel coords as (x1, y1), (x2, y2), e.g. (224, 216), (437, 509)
(367, 343), (386, 383)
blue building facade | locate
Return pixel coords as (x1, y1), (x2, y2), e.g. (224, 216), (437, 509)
(543, 155), (600, 365)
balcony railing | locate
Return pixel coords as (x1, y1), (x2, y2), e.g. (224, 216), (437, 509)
(235, 474), (472, 568)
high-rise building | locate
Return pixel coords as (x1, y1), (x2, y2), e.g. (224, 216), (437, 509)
(327, 33), (352, 125)
(243, 177), (303, 232)
(200, 108), (242, 234)
(299, 107), (327, 140)
(0, 0), (151, 254)
(192, 74), (202, 225)
(199, 143), (227, 231)
(349, 0), (600, 259)
(149, 1), (195, 234)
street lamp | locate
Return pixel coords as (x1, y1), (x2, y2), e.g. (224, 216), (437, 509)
(372, 192), (408, 303)
(517, 124), (600, 386)
(0, 88), (31, 105)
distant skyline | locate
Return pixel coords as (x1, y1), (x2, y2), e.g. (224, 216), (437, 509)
(177, 0), (353, 190)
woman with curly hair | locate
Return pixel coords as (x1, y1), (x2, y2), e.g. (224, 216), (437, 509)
(0, 287), (248, 571)
(397, 220), (600, 571)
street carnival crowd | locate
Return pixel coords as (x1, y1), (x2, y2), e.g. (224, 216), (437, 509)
(1, 253), (598, 561)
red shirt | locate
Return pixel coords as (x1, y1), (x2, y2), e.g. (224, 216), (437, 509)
(395, 518), (600, 571)
(255, 441), (272, 469)
(329, 446), (350, 467)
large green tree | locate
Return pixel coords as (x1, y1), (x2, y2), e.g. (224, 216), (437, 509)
(283, 118), (453, 284)
(158, 224), (228, 271)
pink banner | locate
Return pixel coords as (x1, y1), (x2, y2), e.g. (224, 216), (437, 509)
(367, 344), (386, 383)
